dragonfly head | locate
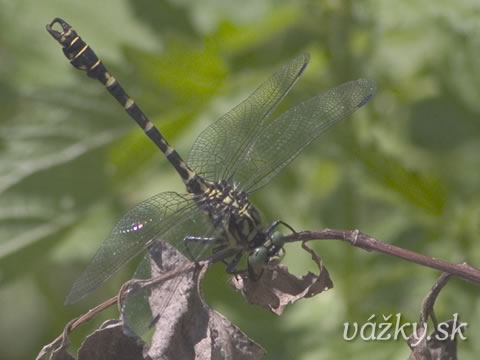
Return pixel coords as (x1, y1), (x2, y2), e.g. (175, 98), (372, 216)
(247, 231), (286, 278)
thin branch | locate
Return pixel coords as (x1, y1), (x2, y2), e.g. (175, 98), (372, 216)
(37, 296), (118, 358)
(286, 229), (480, 285)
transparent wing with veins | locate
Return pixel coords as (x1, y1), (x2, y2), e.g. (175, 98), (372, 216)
(65, 192), (212, 304)
(187, 53), (376, 193)
(187, 53), (309, 183)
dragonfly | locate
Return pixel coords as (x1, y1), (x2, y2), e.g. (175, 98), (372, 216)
(46, 18), (376, 306)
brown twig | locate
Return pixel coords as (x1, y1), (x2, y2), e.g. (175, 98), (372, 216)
(285, 229), (480, 285)
(36, 296), (118, 359)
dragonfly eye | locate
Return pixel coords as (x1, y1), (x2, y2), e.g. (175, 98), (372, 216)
(248, 246), (268, 269)
(270, 231), (286, 247)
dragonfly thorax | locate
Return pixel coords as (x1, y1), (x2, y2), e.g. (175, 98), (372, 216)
(197, 180), (263, 250)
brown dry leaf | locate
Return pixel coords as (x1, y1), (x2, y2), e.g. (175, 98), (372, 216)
(141, 241), (265, 360)
(229, 241), (333, 315)
(407, 319), (466, 360)
(229, 262), (333, 315)
(77, 320), (145, 360)
(407, 273), (467, 359)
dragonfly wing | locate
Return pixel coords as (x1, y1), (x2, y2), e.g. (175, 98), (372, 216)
(65, 191), (202, 304)
(235, 79), (377, 193)
(187, 53), (309, 182)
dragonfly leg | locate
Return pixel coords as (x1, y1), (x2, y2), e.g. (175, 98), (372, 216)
(203, 245), (246, 274)
(247, 262), (264, 281)
(225, 250), (247, 275)
(210, 244), (237, 267)
(183, 236), (222, 261)
(184, 236), (219, 244)
(211, 243), (228, 254)
(265, 220), (296, 237)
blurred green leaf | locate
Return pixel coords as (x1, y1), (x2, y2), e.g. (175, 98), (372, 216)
(2, 0), (480, 359)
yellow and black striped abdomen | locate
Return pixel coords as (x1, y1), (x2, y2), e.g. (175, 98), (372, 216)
(46, 18), (207, 195)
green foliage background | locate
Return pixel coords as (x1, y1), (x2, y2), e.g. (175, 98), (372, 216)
(1, 0), (480, 359)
